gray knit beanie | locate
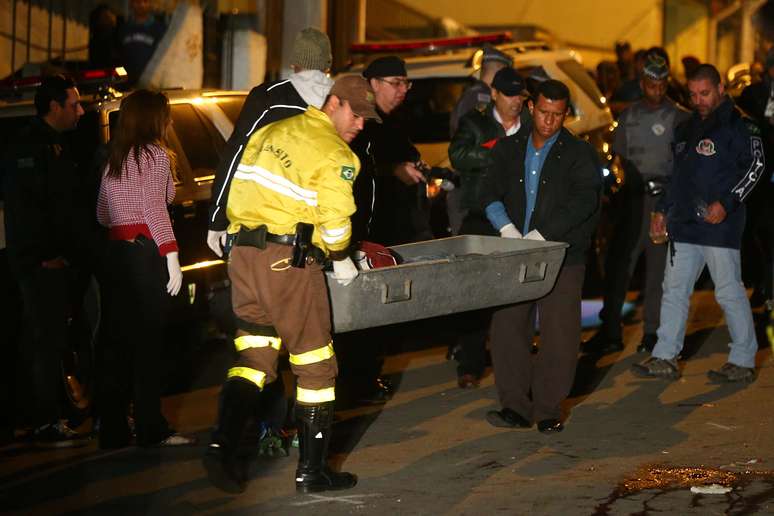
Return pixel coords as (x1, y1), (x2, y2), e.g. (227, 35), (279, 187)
(291, 28), (332, 71)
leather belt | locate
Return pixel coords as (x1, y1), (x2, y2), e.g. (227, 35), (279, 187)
(266, 232), (296, 246)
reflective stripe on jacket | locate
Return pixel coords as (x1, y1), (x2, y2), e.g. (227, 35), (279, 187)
(226, 107), (360, 255)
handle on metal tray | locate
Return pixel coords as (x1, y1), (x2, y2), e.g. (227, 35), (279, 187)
(519, 262), (547, 283)
(381, 279), (412, 303)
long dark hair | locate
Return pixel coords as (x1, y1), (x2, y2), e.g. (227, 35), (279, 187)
(106, 89), (176, 178)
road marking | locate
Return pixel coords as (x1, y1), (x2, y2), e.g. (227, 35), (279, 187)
(290, 493), (382, 506)
(706, 422), (736, 431)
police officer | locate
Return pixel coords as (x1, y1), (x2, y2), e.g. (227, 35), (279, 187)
(449, 44), (513, 137)
(2, 75), (90, 447)
(203, 75), (379, 494)
(632, 64), (763, 382)
(585, 55), (689, 354)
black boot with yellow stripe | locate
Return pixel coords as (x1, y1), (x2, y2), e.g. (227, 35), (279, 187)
(203, 378), (258, 494)
(295, 401), (357, 493)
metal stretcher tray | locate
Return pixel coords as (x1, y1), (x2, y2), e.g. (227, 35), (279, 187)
(326, 235), (568, 333)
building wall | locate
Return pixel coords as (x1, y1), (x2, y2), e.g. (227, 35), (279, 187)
(397, 0), (665, 67)
(0, 0), (89, 78)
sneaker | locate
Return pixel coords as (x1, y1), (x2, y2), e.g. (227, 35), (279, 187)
(637, 333), (658, 353)
(33, 420), (90, 448)
(707, 363), (755, 383)
(631, 357), (680, 380)
(159, 433), (197, 446)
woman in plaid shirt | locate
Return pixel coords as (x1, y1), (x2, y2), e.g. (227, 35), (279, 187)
(96, 90), (193, 448)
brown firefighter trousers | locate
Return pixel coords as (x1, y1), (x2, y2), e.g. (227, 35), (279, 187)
(227, 243), (338, 404)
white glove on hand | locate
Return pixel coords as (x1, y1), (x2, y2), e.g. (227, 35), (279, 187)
(524, 229), (545, 241)
(206, 230), (227, 257)
(332, 257), (359, 286)
(165, 251), (183, 296)
(499, 223), (522, 239)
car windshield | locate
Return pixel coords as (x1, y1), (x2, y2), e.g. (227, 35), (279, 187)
(399, 77), (476, 143)
(556, 59), (607, 108)
(216, 96), (247, 125)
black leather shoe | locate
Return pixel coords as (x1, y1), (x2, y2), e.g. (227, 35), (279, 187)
(486, 408), (531, 428)
(537, 419), (564, 434)
(583, 332), (624, 354)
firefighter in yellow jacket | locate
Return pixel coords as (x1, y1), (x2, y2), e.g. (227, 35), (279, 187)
(203, 75), (380, 494)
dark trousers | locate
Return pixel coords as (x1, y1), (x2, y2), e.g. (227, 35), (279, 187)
(98, 237), (171, 447)
(453, 212), (498, 377)
(599, 188), (667, 338)
(0, 250), (22, 435)
(16, 266), (71, 426)
(489, 264), (585, 422)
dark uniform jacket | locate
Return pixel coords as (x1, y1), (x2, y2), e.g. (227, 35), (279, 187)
(449, 104), (528, 211)
(2, 117), (92, 275)
(481, 127), (601, 265)
(350, 108), (428, 246)
(656, 98), (764, 249)
(449, 79), (491, 137)
(208, 79), (306, 232)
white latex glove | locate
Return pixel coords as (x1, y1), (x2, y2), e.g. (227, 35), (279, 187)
(206, 230), (227, 257)
(165, 251), (183, 296)
(499, 223), (522, 239)
(332, 257), (359, 286)
(524, 229), (545, 241)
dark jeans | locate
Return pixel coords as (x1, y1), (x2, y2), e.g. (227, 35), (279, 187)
(599, 186), (667, 338)
(16, 266), (71, 427)
(98, 237), (171, 447)
(489, 264), (585, 422)
(453, 212), (498, 377)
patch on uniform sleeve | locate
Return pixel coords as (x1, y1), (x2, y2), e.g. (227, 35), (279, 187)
(695, 139), (716, 156)
(340, 165), (355, 181)
(16, 157), (35, 168)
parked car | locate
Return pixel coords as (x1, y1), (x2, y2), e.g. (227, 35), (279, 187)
(0, 73), (247, 412)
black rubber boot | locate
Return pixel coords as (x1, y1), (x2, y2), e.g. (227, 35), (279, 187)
(203, 379), (259, 494)
(295, 401), (357, 493)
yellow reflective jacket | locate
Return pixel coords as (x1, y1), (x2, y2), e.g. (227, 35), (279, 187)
(226, 107), (360, 255)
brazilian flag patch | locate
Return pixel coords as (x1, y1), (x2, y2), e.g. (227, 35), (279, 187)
(340, 165), (355, 181)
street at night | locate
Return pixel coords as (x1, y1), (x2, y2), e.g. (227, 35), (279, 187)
(2, 291), (773, 515)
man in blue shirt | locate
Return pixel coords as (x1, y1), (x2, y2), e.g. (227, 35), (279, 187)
(481, 80), (601, 434)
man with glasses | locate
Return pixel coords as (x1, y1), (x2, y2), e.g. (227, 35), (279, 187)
(338, 56), (428, 407)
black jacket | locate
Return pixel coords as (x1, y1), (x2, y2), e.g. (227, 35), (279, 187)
(481, 127), (601, 265)
(449, 105), (513, 211)
(350, 108), (428, 246)
(656, 98), (764, 249)
(2, 117), (94, 274)
(208, 79), (306, 231)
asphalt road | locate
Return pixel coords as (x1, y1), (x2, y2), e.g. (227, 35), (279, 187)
(1, 290), (773, 515)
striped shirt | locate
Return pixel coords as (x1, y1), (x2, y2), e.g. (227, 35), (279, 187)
(97, 144), (178, 256)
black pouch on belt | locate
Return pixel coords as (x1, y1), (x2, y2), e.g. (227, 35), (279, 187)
(236, 225), (268, 249)
(291, 223), (314, 268)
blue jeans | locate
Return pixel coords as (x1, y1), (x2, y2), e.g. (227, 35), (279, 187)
(652, 242), (757, 368)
